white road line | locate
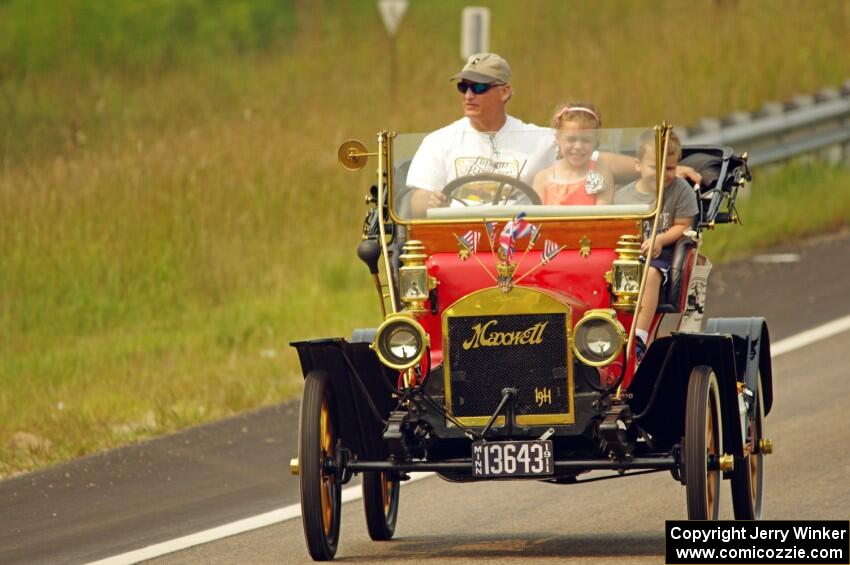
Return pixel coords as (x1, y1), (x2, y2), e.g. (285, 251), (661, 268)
(86, 473), (433, 565)
(89, 314), (850, 564)
(770, 314), (850, 356)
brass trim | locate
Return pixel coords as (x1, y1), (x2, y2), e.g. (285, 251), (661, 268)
(290, 457), (300, 476)
(579, 235), (591, 258)
(455, 413), (574, 427)
(442, 287), (575, 427)
(718, 453), (735, 472)
(373, 313), (428, 370)
(375, 132), (398, 314)
(572, 309), (626, 367)
(391, 208), (661, 226)
(759, 438), (773, 454)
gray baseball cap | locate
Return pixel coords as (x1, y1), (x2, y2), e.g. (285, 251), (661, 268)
(450, 52), (511, 84)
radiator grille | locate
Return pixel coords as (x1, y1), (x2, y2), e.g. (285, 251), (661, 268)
(445, 312), (572, 424)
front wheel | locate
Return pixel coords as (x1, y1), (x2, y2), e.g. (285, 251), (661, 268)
(299, 370), (341, 561)
(731, 372), (765, 519)
(683, 365), (723, 520)
(362, 471), (400, 540)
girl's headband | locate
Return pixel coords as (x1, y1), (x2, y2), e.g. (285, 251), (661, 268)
(555, 106), (600, 125)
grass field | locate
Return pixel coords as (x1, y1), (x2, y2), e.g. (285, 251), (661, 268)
(1, 0), (849, 476)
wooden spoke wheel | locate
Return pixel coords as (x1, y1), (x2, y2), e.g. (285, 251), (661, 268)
(731, 372), (765, 519)
(683, 365), (723, 520)
(299, 370), (342, 561)
(362, 471), (400, 541)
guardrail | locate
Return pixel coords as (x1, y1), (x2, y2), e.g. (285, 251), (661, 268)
(681, 79), (850, 167)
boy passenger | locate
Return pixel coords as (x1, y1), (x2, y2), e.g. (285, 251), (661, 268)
(613, 129), (698, 362)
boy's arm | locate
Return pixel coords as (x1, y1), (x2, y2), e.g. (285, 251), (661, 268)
(642, 217), (694, 257)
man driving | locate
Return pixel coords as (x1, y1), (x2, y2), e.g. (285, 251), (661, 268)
(407, 53), (548, 217)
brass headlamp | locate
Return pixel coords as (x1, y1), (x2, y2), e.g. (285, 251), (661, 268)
(606, 234), (644, 311)
(373, 313), (429, 370)
(572, 309), (626, 367)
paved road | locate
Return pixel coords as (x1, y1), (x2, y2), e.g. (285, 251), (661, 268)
(2, 230), (849, 564)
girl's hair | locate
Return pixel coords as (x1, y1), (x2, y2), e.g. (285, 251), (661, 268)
(552, 101), (602, 129)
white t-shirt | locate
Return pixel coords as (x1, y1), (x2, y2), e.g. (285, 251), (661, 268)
(406, 116), (552, 192)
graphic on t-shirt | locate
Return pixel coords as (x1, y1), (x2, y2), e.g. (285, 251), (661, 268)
(455, 156), (521, 178)
(642, 212), (671, 238)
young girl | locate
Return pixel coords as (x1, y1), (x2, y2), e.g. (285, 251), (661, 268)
(533, 102), (614, 205)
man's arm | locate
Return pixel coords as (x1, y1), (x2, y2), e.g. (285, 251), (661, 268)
(598, 152), (636, 182)
(410, 188), (447, 218)
(599, 152), (702, 184)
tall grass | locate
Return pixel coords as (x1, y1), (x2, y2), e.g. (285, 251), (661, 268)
(1, 0), (849, 475)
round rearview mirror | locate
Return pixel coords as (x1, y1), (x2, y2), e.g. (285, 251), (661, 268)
(338, 139), (369, 171)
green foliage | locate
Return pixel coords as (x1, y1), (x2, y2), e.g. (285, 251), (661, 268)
(702, 162), (850, 261)
(0, 0), (848, 475)
(0, 0), (298, 77)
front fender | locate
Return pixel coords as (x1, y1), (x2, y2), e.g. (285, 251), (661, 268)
(290, 337), (397, 460)
(628, 333), (743, 457)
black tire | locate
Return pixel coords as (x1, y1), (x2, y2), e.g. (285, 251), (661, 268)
(731, 372), (765, 519)
(299, 370), (341, 561)
(362, 471), (400, 540)
(683, 365), (723, 520)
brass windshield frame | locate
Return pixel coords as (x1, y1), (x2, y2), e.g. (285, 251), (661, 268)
(384, 129), (664, 226)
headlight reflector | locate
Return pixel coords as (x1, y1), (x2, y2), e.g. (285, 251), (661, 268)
(572, 309), (625, 366)
(374, 315), (428, 370)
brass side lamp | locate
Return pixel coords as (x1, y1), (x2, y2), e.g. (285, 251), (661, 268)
(606, 234), (644, 311)
(399, 240), (432, 313)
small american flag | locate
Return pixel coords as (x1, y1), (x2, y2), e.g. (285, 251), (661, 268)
(528, 224), (542, 248)
(485, 221), (498, 249)
(458, 230), (481, 254)
(541, 239), (563, 264)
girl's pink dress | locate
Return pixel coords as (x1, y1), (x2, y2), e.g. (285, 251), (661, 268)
(542, 174), (597, 205)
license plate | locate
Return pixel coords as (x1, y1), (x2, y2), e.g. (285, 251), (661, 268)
(471, 440), (554, 477)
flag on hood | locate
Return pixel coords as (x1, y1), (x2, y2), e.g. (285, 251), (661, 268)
(484, 221), (498, 249)
(542, 239), (563, 264)
(458, 230), (481, 254)
(499, 212), (533, 261)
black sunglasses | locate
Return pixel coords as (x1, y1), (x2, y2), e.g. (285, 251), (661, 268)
(456, 81), (504, 95)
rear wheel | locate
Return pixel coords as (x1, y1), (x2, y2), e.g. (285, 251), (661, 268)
(683, 365), (723, 520)
(299, 370), (341, 561)
(362, 471), (400, 540)
(731, 373), (765, 519)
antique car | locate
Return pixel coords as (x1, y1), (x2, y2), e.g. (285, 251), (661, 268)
(290, 124), (774, 560)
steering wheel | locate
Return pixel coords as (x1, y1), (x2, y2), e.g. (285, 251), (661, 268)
(441, 173), (542, 207)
